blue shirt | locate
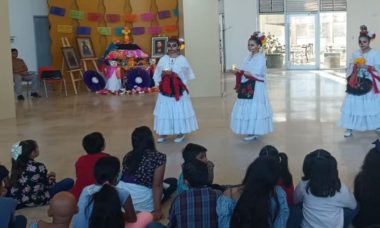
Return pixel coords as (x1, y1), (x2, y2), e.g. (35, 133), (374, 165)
(216, 186), (289, 228)
(72, 184), (130, 228)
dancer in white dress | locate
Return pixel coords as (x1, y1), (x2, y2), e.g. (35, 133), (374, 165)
(153, 38), (198, 143)
(339, 25), (380, 137)
(230, 32), (273, 141)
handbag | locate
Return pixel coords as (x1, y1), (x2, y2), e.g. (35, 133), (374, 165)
(237, 80), (256, 99)
(346, 67), (372, 96)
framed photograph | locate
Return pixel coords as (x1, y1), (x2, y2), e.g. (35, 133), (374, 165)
(62, 47), (81, 70)
(76, 37), (95, 59)
(151, 36), (168, 58)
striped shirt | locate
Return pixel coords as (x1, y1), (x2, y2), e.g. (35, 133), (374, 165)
(168, 187), (221, 228)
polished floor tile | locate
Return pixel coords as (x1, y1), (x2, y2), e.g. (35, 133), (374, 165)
(1, 70), (377, 225)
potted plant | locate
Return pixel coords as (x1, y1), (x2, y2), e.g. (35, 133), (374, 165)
(263, 33), (284, 68)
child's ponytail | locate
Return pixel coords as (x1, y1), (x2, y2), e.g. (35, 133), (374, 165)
(278, 152), (293, 187)
(89, 184), (124, 228)
(89, 156), (124, 228)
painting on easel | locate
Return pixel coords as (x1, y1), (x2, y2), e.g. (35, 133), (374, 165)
(76, 37), (95, 59)
(62, 47), (81, 70)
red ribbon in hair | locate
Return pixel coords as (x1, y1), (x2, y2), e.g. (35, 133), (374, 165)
(159, 71), (189, 101)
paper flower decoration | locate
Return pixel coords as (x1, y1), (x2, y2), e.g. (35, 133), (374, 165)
(122, 26), (131, 44)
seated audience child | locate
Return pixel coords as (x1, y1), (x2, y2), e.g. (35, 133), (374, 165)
(294, 149), (357, 228)
(119, 126), (176, 220)
(29, 191), (78, 228)
(259, 145), (294, 206)
(0, 164), (27, 228)
(9, 140), (74, 209)
(177, 143), (216, 194)
(73, 156), (153, 228)
(353, 140), (380, 227)
(217, 156), (289, 228)
(168, 160), (221, 228)
(71, 132), (109, 200)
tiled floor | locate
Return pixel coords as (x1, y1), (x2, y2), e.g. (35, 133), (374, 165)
(1, 70), (377, 226)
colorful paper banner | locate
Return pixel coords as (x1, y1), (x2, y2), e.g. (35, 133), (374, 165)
(57, 25), (73, 34)
(158, 10), (171, 19)
(115, 27), (124, 36)
(76, 26), (91, 35)
(148, 26), (161, 35)
(87, 12), (103, 22)
(70, 10), (84, 20)
(132, 27), (145, 35)
(172, 8), (179, 17)
(106, 14), (121, 23)
(125, 14), (138, 23)
(50, 6), (66, 16)
(141, 12), (155, 21)
(163, 25), (177, 32)
(97, 27), (112, 36)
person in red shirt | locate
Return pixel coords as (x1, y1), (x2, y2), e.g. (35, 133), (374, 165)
(71, 132), (109, 200)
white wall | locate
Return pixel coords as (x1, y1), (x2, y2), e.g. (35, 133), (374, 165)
(182, 0), (222, 97)
(224, 0), (258, 69)
(346, 0), (380, 59)
(8, 0), (48, 71)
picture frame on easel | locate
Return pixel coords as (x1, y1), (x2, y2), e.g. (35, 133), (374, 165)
(62, 47), (81, 70)
(76, 37), (96, 59)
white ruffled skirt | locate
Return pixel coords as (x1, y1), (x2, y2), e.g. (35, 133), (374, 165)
(339, 90), (380, 131)
(230, 82), (273, 135)
(154, 92), (199, 135)
(105, 73), (121, 92)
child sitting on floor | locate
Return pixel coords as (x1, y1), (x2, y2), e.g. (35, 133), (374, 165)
(0, 164), (27, 228)
(71, 132), (110, 201)
(294, 149), (357, 228)
(9, 140), (74, 209)
(73, 156), (153, 228)
(29, 191), (78, 228)
(177, 143), (219, 194)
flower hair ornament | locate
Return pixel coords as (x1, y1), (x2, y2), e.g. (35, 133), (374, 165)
(250, 32), (267, 46)
(11, 142), (22, 160)
(178, 38), (185, 50)
(372, 139), (380, 152)
(360, 25), (376, 40)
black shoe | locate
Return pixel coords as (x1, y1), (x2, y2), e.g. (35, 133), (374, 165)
(17, 95), (25, 100)
(31, 93), (41, 98)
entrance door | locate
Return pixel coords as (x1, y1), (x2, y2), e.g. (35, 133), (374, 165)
(286, 14), (319, 69)
(34, 16), (52, 68)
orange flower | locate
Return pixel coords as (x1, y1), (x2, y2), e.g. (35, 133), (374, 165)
(354, 57), (366, 65)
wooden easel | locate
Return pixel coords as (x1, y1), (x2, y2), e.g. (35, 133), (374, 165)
(81, 58), (100, 72)
(61, 37), (84, 95)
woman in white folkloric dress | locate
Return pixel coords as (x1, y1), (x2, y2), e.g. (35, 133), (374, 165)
(339, 25), (380, 137)
(230, 32), (273, 141)
(153, 38), (198, 143)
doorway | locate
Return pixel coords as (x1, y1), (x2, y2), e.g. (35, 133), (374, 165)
(34, 16), (51, 68)
(286, 14), (318, 69)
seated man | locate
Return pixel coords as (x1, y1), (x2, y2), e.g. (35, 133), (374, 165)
(11, 48), (41, 100)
